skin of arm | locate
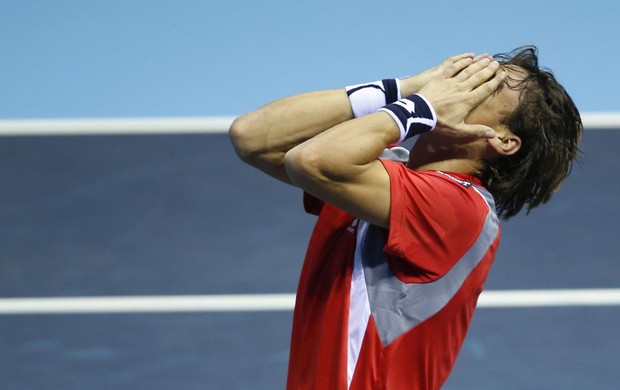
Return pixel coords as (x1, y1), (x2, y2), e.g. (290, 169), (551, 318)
(228, 53), (485, 184)
(229, 89), (354, 184)
(230, 55), (505, 228)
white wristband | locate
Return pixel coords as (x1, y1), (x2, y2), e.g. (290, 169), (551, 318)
(345, 79), (401, 118)
(379, 93), (437, 144)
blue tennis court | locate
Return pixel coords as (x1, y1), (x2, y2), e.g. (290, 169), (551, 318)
(1, 125), (619, 389)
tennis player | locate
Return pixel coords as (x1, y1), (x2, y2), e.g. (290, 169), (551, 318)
(229, 46), (582, 389)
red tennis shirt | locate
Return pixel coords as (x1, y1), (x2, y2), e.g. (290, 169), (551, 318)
(286, 159), (501, 390)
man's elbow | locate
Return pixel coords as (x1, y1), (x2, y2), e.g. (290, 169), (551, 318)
(284, 146), (334, 188)
(228, 115), (262, 164)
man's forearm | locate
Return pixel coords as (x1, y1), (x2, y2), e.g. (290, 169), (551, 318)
(228, 53), (485, 184)
(229, 89), (353, 184)
(228, 73), (434, 184)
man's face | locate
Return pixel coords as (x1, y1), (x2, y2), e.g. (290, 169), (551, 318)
(406, 66), (526, 169)
(464, 66), (525, 134)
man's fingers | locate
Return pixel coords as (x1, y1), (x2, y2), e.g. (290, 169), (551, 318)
(453, 58), (498, 83)
(464, 60), (501, 86)
(439, 53), (494, 79)
(447, 53), (475, 63)
(472, 53), (493, 62)
(467, 70), (506, 106)
(435, 54), (474, 76)
(442, 57), (475, 78)
(474, 125), (497, 139)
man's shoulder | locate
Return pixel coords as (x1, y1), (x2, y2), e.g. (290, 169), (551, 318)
(380, 161), (482, 191)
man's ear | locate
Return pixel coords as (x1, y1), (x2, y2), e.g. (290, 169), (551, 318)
(488, 133), (521, 156)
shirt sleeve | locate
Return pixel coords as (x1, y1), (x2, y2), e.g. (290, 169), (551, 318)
(303, 192), (324, 216)
(379, 160), (489, 283)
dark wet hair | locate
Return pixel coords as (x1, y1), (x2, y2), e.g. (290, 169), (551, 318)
(481, 46), (583, 219)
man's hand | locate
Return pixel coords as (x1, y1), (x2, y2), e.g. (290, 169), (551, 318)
(400, 53), (493, 96)
(418, 56), (506, 139)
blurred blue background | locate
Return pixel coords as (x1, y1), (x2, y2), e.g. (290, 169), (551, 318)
(1, 0), (619, 119)
(1, 1), (619, 389)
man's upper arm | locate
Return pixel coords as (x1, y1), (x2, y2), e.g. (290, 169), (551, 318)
(325, 160), (392, 228)
(287, 154), (392, 228)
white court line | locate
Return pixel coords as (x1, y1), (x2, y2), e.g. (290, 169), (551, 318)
(0, 294), (295, 315)
(0, 112), (618, 136)
(0, 116), (236, 136)
(477, 288), (620, 308)
(0, 289), (619, 315)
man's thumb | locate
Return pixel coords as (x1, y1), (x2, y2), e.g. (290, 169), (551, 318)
(467, 125), (496, 139)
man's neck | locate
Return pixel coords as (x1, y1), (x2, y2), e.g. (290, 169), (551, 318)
(407, 158), (481, 175)
(406, 134), (487, 175)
